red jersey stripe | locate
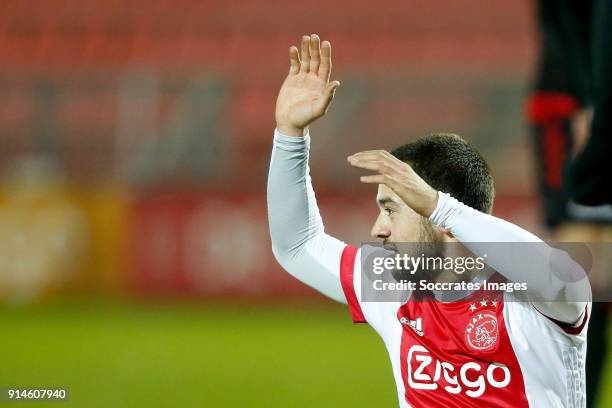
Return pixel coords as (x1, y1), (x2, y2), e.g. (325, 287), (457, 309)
(544, 305), (589, 335)
(339, 245), (366, 323)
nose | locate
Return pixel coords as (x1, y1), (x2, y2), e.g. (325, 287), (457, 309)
(371, 223), (391, 241)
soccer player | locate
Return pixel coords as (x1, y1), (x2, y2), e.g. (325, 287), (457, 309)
(268, 35), (591, 407)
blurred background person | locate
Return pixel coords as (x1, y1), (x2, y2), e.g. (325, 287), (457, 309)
(526, 1), (612, 405)
(531, 0), (612, 206)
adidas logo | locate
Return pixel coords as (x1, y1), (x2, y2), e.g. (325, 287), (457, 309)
(400, 317), (424, 336)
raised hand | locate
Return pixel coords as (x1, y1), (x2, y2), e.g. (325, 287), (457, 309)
(347, 150), (439, 217)
(275, 34), (341, 137)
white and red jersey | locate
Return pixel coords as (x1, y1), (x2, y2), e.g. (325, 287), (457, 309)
(340, 245), (589, 408)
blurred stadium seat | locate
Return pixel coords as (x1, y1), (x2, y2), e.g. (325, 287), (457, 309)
(0, 0), (540, 298)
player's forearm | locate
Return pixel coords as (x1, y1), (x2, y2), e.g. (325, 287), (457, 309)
(430, 192), (590, 323)
(268, 130), (323, 253)
(267, 129), (346, 302)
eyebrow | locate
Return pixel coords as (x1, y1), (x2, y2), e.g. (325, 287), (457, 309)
(377, 197), (399, 207)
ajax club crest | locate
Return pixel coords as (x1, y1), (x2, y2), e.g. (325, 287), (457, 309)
(465, 311), (499, 351)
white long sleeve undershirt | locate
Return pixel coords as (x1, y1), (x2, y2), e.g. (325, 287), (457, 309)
(267, 129), (590, 323)
(430, 192), (590, 323)
(267, 130), (347, 303)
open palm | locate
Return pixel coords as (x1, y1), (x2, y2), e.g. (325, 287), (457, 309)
(276, 35), (340, 136)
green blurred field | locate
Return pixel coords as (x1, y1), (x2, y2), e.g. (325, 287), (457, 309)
(0, 300), (610, 407)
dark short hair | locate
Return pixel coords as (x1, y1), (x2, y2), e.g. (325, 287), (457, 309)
(390, 133), (495, 214)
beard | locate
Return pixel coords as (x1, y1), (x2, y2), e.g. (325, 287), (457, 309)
(388, 219), (445, 284)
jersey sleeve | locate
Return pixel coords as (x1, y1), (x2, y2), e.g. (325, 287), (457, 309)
(505, 285), (590, 342)
(338, 244), (403, 331)
(339, 245), (366, 323)
(540, 302), (590, 336)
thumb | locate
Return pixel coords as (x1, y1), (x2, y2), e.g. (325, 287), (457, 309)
(314, 80), (341, 116)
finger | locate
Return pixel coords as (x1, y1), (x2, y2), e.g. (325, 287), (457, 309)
(349, 158), (400, 179)
(300, 35), (310, 73)
(349, 150), (391, 159)
(313, 80), (340, 116)
(349, 151), (401, 166)
(349, 154), (407, 176)
(309, 34), (320, 74)
(289, 46), (300, 75)
(347, 158), (383, 172)
(319, 40), (331, 81)
(360, 174), (388, 184)
(348, 151), (390, 163)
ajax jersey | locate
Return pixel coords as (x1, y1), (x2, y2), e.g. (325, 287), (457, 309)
(339, 245), (590, 408)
